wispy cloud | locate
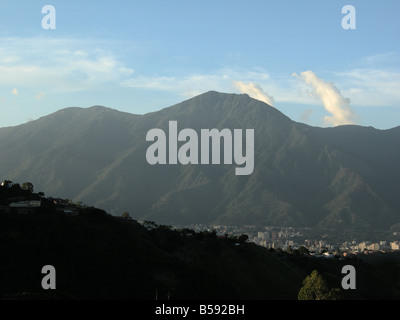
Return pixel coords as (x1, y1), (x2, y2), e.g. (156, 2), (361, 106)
(360, 52), (399, 66)
(123, 65), (400, 119)
(121, 68), (273, 99)
(1, 37), (399, 120)
(334, 68), (400, 107)
(293, 71), (357, 126)
(35, 92), (45, 100)
(233, 81), (274, 106)
(0, 37), (134, 93)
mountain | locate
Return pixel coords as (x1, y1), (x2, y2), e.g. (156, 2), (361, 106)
(0, 91), (399, 230)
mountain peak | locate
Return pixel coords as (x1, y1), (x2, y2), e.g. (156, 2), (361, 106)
(159, 90), (278, 117)
(1, 92), (399, 230)
(190, 90), (252, 102)
(87, 105), (110, 111)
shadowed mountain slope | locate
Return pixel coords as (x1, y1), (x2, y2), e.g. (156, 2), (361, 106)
(0, 91), (399, 230)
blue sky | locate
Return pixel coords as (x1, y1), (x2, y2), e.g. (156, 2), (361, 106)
(0, 0), (399, 129)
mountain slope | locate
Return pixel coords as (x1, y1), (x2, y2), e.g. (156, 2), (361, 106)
(0, 91), (399, 230)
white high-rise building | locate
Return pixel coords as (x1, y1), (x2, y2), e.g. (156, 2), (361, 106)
(390, 242), (400, 250)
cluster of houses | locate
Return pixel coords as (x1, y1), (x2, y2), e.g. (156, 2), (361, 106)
(1, 180), (136, 220)
(0, 197), (81, 216)
(0, 180), (16, 188)
(49, 197), (80, 216)
(0, 200), (42, 214)
(0, 179), (79, 216)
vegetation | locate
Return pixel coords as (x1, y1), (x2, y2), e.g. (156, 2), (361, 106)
(1, 181), (400, 300)
(298, 270), (343, 300)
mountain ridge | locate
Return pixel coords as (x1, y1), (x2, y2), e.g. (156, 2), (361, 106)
(0, 91), (399, 230)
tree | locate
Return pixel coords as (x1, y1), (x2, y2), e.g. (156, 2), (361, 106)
(21, 182), (34, 193)
(238, 234), (249, 243)
(10, 182), (21, 192)
(298, 270), (342, 300)
(298, 246), (310, 256)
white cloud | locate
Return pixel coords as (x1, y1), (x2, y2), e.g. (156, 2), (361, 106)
(334, 68), (400, 107)
(0, 37), (134, 94)
(360, 52), (399, 66)
(233, 81), (274, 106)
(2, 37), (398, 118)
(121, 68), (322, 108)
(35, 92), (45, 100)
(122, 68), (275, 100)
(293, 71), (357, 126)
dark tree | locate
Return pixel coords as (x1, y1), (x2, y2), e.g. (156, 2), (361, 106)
(238, 234), (249, 243)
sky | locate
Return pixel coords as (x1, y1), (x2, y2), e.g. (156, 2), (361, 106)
(0, 0), (399, 129)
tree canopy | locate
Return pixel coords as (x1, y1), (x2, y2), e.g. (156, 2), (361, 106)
(298, 270), (342, 300)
